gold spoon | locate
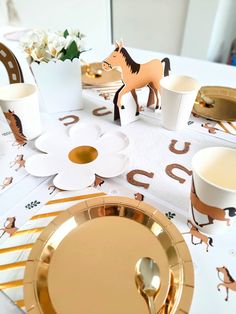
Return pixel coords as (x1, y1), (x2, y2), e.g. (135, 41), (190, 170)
(135, 257), (160, 314)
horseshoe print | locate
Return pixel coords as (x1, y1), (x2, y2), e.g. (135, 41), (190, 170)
(165, 164), (192, 184)
(58, 115), (79, 126)
(0, 43), (24, 83)
(92, 106), (112, 116)
(169, 139), (191, 154)
(127, 169), (154, 189)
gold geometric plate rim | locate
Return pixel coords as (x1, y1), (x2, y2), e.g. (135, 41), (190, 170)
(193, 85), (236, 122)
(81, 62), (121, 86)
(23, 196), (194, 314)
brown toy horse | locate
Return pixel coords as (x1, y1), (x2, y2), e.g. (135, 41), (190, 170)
(217, 266), (236, 301)
(0, 217), (18, 238)
(103, 41), (170, 115)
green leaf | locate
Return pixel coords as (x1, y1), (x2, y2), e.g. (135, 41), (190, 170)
(64, 29), (69, 38)
(60, 40), (79, 61)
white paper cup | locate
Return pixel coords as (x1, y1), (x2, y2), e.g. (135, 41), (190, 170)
(160, 75), (200, 130)
(0, 83), (41, 142)
(190, 147), (236, 234)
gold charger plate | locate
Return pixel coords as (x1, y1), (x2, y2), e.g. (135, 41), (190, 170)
(193, 86), (236, 121)
(24, 197), (194, 314)
(82, 62), (121, 86)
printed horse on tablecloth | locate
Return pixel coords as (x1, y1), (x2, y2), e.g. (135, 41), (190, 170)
(0, 176), (13, 190)
(102, 41), (171, 116)
(10, 154), (25, 171)
(217, 266), (236, 301)
(4, 110), (27, 146)
(182, 220), (213, 252)
(191, 181), (236, 227)
(0, 217), (18, 238)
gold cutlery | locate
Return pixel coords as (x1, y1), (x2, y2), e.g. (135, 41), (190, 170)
(135, 257), (160, 314)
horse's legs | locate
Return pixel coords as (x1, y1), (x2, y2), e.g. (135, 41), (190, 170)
(147, 85), (155, 107)
(225, 287), (229, 301)
(191, 205), (199, 226)
(149, 82), (159, 109)
(192, 238), (202, 245)
(117, 85), (131, 109)
(113, 84), (125, 107)
(217, 283), (225, 291)
(191, 235), (194, 245)
(113, 84), (125, 120)
(199, 216), (214, 228)
(206, 243), (209, 252)
(10, 161), (15, 168)
(191, 235), (200, 245)
(0, 230), (5, 238)
(9, 227), (18, 236)
(131, 89), (140, 116)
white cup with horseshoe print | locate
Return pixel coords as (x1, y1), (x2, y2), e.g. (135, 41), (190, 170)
(0, 83), (41, 145)
(190, 147), (236, 234)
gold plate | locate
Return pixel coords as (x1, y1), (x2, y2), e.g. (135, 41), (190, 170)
(24, 197), (194, 314)
(82, 62), (121, 86)
(193, 86), (236, 121)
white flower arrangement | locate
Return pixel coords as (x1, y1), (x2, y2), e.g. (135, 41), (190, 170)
(20, 28), (86, 63)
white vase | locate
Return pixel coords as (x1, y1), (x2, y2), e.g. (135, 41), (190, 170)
(31, 59), (83, 113)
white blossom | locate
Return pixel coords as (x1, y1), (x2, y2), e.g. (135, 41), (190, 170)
(20, 28), (85, 63)
(31, 45), (51, 62)
(47, 33), (66, 58)
(21, 29), (47, 50)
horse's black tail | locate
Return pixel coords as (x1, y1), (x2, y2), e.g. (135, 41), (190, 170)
(208, 237), (214, 247)
(224, 207), (236, 217)
(161, 58), (171, 76)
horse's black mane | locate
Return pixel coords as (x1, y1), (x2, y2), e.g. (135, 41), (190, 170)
(8, 110), (24, 135)
(115, 47), (140, 74)
(225, 268), (234, 282)
(9, 111), (26, 139)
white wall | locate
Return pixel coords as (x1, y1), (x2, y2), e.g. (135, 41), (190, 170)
(181, 0), (236, 63)
(0, 0), (112, 56)
(181, 0), (220, 59)
(112, 0), (189, 55)
(112, 0), (236, 64)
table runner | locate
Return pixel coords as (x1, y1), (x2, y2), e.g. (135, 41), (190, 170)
(0, 90), (236, 313)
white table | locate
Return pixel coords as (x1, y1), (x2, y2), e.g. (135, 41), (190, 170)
(0, 26), (236, 314)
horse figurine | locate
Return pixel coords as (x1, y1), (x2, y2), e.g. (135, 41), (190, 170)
(182, 220), (213, 252)
(102, 41), (171, 117)
(10, 154), (25, 171)
(4, 110), (27, 146)
(217, 266), (236, 301)
(0, 216), (18, 238)
(191, 181), (236, 227)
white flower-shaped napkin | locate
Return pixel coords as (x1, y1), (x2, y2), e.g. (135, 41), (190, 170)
(25, 123), (129, 190)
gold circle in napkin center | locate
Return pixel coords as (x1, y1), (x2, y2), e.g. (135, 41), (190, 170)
(68, 146), (98, 164)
